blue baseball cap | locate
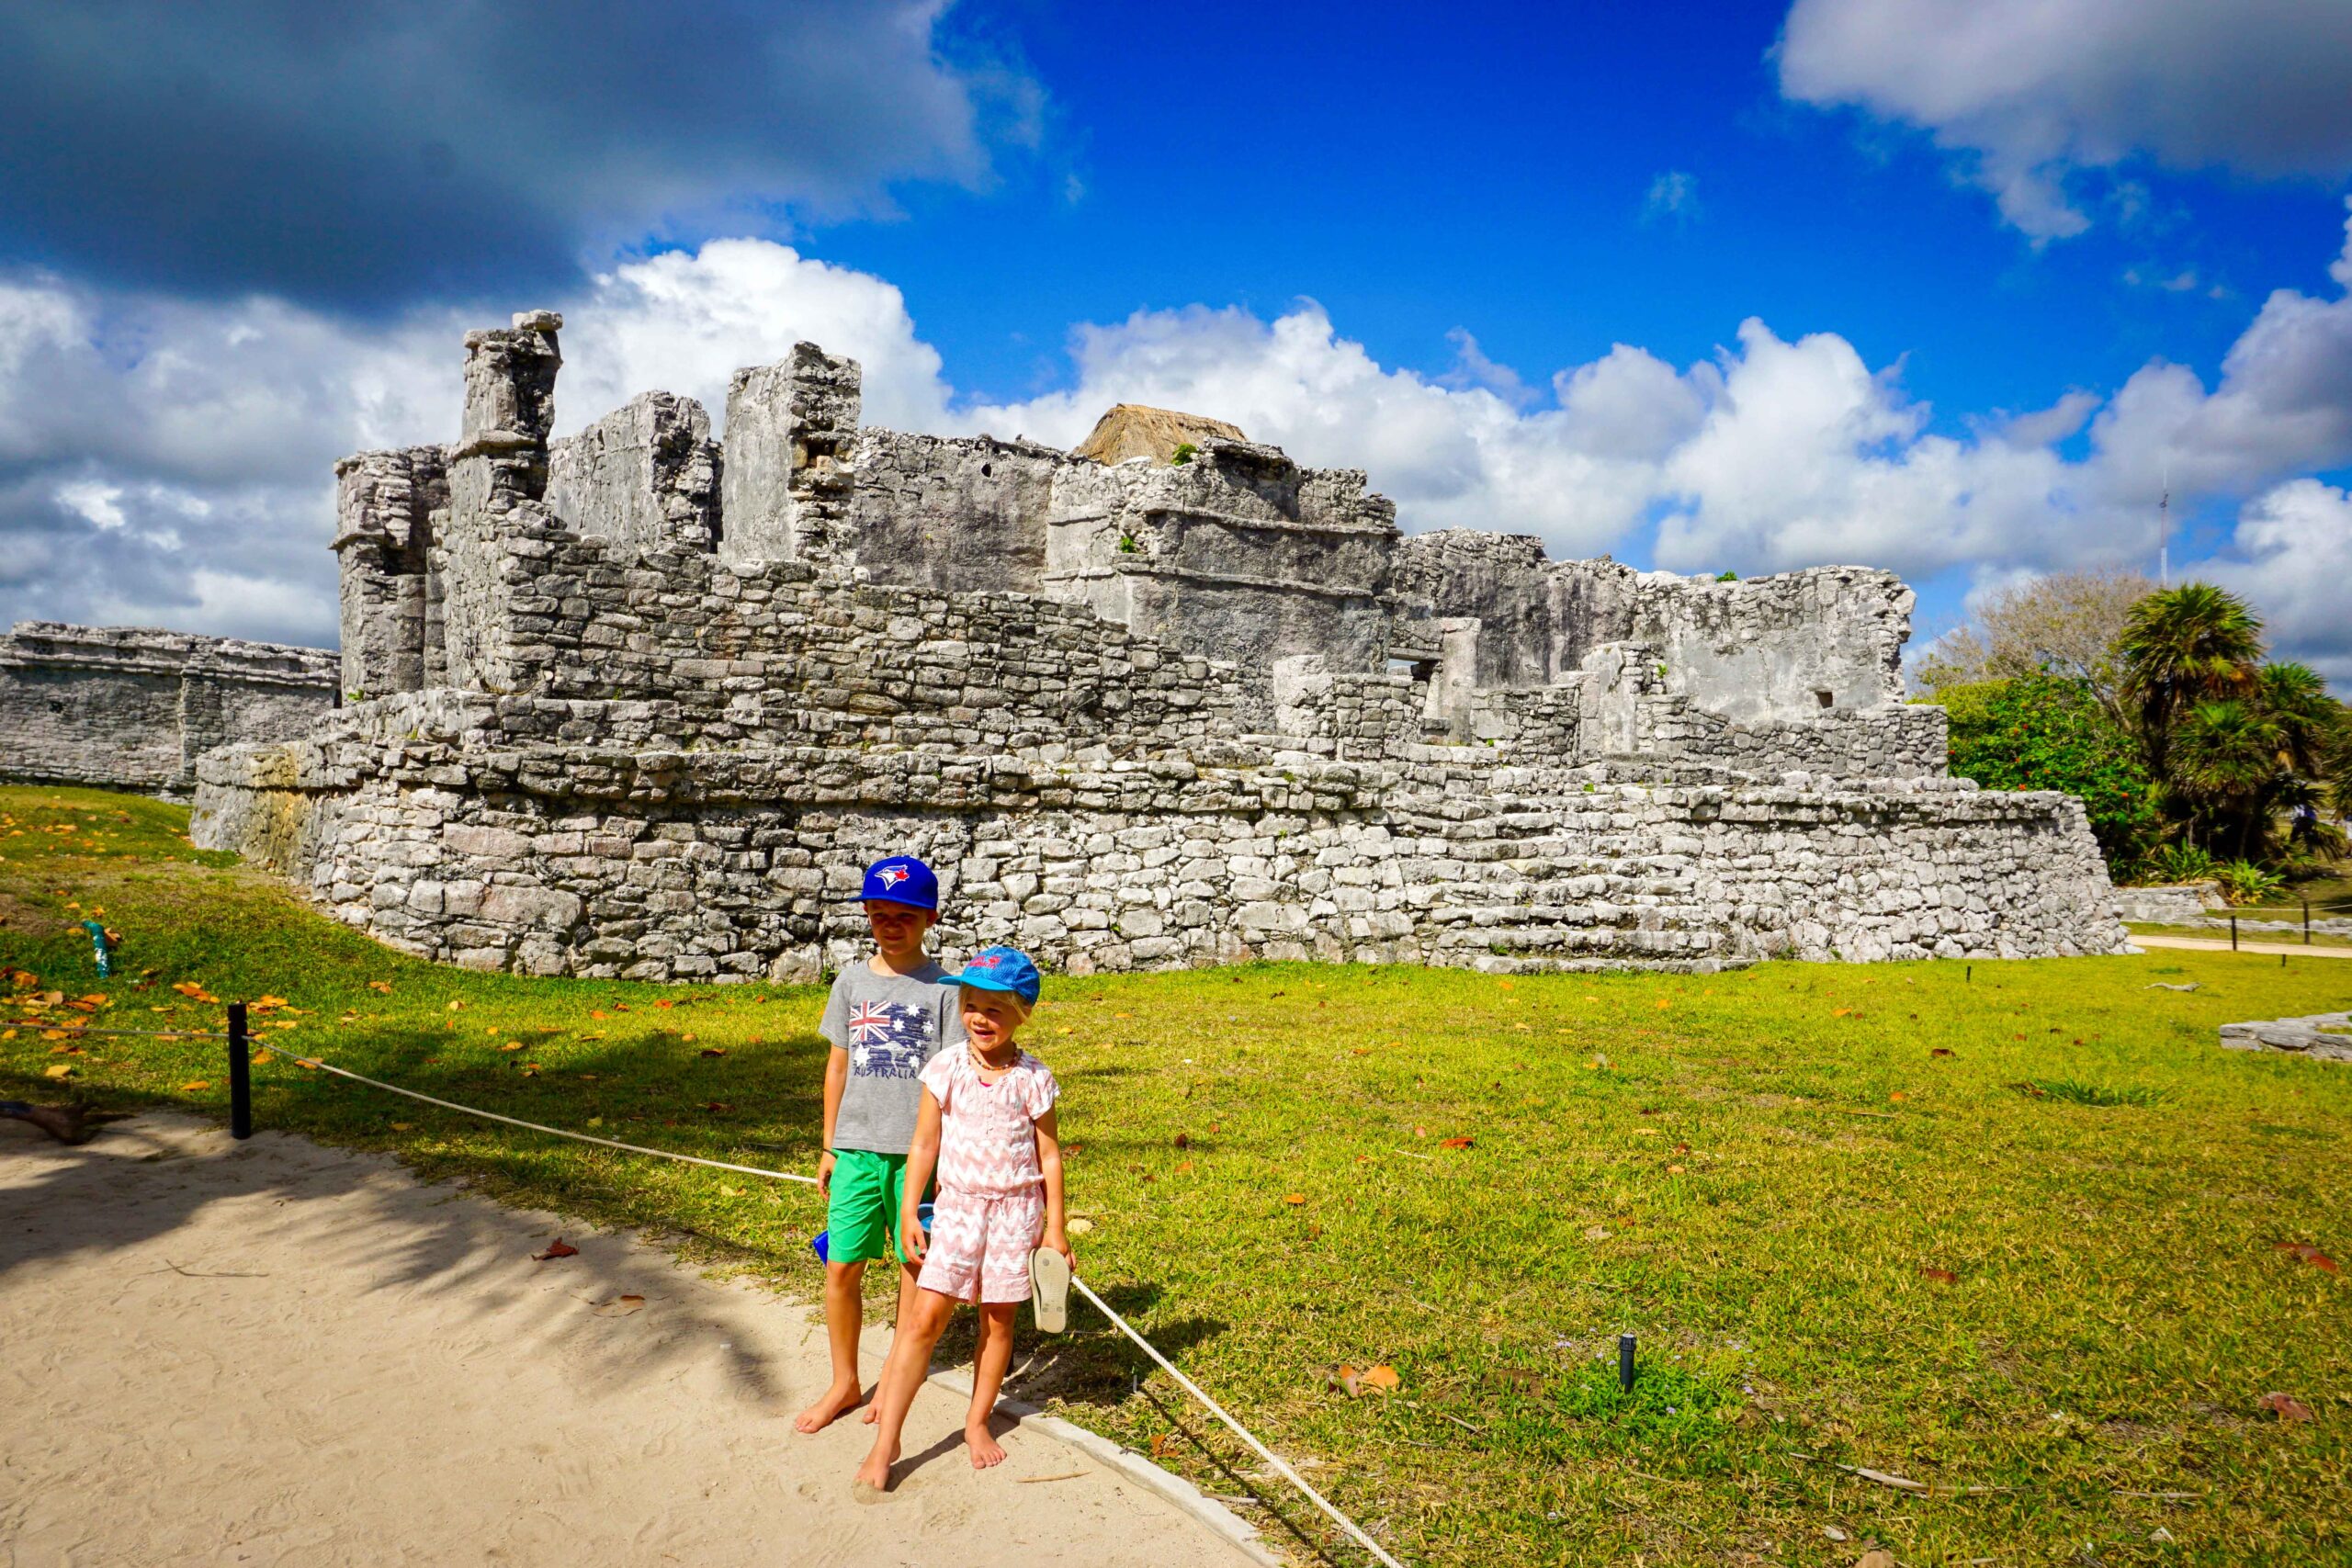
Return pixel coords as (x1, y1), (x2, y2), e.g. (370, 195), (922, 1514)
(945, 945), (1042, 1005)
(854, 855), (939, 912)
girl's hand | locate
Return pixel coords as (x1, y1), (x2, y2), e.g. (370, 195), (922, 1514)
(816, 1150), (836, 1192)
(1044, 1228), (1074, 1271)
(900, 1209), (927, 1263)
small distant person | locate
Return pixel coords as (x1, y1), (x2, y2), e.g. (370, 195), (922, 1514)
(796, 855), (965, 1435)
(854, 946), (1072, 1497)
(2291, 801), (2319, 847)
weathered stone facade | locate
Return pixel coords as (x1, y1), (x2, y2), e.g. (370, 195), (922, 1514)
(1, 623), (336, 796)
(191, 310), (2130, 978)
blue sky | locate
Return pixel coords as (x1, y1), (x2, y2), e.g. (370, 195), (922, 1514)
(5, 0), (2350, 677)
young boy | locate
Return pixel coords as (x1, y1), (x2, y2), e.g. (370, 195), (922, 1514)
(796, 854), (963, 1434)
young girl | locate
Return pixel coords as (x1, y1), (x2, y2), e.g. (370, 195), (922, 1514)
(854, 946), (1073, 1497)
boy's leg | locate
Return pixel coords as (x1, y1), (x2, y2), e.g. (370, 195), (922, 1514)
(963, 1303), (1019, 1468)
(797, 1149), (900, 1434)
(793, 1258), (868, 1432)
(854, 1287), (958, 1493)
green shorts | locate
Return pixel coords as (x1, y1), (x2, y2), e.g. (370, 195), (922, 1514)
(827, 1148), (916, 1267)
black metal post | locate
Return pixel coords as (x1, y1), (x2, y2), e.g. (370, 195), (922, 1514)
(1618, 1333), (1636, 1393)
(2230, 915), (2238, 952)
(228, 1002), (252, 1140)
(2304, 898), (2312, 945)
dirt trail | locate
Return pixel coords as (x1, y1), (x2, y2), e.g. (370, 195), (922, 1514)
(0, 1114), (1268, 1567)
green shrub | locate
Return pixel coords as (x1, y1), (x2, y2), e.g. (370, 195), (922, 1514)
(2143, 842), (2221, 886)
(1939, 676), (2160, 871)
(1170, 442), (1196, 466)
(2213, 859), (2285, 906)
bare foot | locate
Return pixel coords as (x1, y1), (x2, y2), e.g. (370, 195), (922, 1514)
(965, 1421), (1007, 1470)
(854, 1443), (899, 1496)
(860, 1402), (878, 1425)
(793, 1379), (865, 1434)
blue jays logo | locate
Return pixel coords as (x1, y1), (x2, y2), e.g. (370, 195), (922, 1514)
(876, 865), (910, 888)
(845, 1000), (931, 1078)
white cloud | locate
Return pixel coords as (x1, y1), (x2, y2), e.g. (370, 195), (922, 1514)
(2207, 479), (2352, 682)
(1643, 171), (1701, 225)
(6, 219), (2352, 682)
(1779, 0), (2352, 239)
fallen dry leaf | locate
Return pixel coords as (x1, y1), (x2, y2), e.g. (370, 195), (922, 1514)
(533, 1238), (580, 1261)
(699, 1046), (727, 1057)
(1441, 1135), (1475, 1150)
(500, 1041), (525, 1052)
(1858, 1551), (1896, 1568)
(1667, 1163), (1686, 1174)
(368, 980), (392, 994)
(2275, 1242), (2339, 1273)
(390, 1122), (413, 1132)
(445, 999), (465, 1011)
(1918, 1266), (1959, 1285)
(1065, 1217), (1094, 1235)
(179, 1080), (210, 1092)
(1931, 1047), (1955, 1058)
(2260, 1392), (2313, 1423)
(1888, 1090), (1908, 1103)
(1283, 1193), (1308, 1206)
(1360, 1364), (1400, 1391)
(1149, 1432), (1180, 1458)
(591, 1293), (644, 1316)
(43, 1063), (74, 1079)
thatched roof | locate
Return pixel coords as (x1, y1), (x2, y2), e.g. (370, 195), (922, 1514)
(1070, 404), (1248, 466)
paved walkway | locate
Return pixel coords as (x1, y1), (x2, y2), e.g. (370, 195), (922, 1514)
(0, 1114), (1269, 1568)
(2131, 933), (2352, 958)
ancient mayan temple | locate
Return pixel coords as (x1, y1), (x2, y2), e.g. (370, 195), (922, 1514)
(191, 310), (2127, 979)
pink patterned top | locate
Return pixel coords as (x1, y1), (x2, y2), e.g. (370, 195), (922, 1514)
(921, 1044), (1059, 1199)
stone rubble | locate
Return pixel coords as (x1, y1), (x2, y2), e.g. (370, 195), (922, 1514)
(2220, 1013), (2352, 1062)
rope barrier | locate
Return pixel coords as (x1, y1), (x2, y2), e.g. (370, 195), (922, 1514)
(255, 1048), (820, 1185)
(1071, 1276), (1408, 1568)
(246, 1042), (1408, 1565)
(6, 1023), (232, 1040)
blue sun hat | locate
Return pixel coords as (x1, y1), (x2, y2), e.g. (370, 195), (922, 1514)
(944, 945), (1042, 1005)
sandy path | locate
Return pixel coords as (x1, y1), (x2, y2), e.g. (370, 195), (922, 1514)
(0, 1114), (1270, 1568)
(2130, 933), (2352, 958)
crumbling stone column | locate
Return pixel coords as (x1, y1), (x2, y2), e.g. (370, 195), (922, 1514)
(442, 310), (561, 693)
(332, 446), (446, 699)
(719, 342), (860, 571)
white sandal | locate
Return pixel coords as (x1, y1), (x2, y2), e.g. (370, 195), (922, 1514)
(1030, 1246), (1071, 1334)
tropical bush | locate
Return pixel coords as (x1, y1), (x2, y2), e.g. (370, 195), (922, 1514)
(1939, 675), (2160, 868)
(2212, 859), (2286, 907)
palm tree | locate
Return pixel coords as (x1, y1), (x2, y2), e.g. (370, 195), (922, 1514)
(2118, 583), (2263, 775)
(2171, 698), (2285, 859)
(2253, 661), (2335, 778)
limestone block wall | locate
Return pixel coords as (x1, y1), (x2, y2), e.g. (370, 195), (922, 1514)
(193, 722), (2128, 981)
(547, 390), (719, 555)
(851, 430), (1071, 596)
(1, 622), (335, 795)
(1394, 533), (1911, 724)
(334, 445), (447, 700)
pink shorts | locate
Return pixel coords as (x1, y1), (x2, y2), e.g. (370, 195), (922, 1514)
(917, 1186), (1045, 1304)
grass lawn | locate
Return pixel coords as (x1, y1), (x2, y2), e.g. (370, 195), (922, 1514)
(5, 784), (2349, 1567)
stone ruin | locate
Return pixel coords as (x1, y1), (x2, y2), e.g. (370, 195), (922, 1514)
(1, 622), (334, 797)
(189, 310), (2129, 980)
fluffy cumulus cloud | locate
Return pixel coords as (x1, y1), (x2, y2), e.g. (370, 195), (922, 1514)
(7, 209), (2352, 674)
(1778, 0), (2352, 238)
(0, 1), (1038, 306)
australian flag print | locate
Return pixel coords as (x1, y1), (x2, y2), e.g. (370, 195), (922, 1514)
(845, 999), (933, 1079)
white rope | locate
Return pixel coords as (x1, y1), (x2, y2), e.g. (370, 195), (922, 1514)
(258, 1049), (819, 1185)
(1070, 1276), (1408, 1568)
(254, 1047), (1408, 1565)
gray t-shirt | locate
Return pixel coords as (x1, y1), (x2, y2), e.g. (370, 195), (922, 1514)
(820, 960), (963, 1156)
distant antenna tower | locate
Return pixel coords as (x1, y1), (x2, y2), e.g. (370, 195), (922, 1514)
(2157, 463), (2170, 586)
